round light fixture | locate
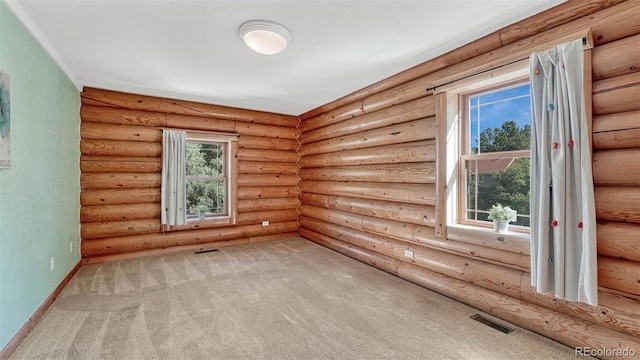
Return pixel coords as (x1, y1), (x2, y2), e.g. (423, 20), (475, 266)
(238, 20), (292, 55)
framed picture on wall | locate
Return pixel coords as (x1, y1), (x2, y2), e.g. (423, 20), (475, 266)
(0, 70), (10, 169)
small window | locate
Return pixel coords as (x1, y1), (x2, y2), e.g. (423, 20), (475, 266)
(186, 141), (227, 220)
(182, 132), (238, 225)
(459, 80), (531, 230)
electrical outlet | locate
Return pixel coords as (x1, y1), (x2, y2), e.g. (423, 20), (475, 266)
(261, 221), (269, 226)
(403, 250), (414, 259)
(70, 241), (73, 253)
(50, 257), (55, 271)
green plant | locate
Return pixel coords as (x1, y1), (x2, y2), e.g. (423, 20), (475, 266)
(487, 203), (517, 223)
(195, 204), (209, 216)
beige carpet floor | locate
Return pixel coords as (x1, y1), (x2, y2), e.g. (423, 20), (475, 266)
(10, 237), (582, 359)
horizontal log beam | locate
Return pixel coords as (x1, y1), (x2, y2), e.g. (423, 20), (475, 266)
(299, 96), (435, 144)
(80, 203), (160, 223)
(595, 186), (640, 223)
(238, 135), (299, 151)
(237, 148), (299, 163)
(81, 218), (161, 240)
(82, 104), (299, 139)
(236, 209), (299, 226)
(301, 213), (528, 271)
(299, 140), (435, 168)
(80, 188), (161, 206)
(174, 209), (299, 230)
(234, 122), (298, 140)
(237, 185), (300, 200)
(592, 72), (640, 116)
(598, 256), (640, 297)
(81, 122), (162, 142)
(82, 233), (300, 265)
(80, 173), (161, 190)
(299, 204), (437, 246)
(299, 118), (435, 156)
(80, 156), (162, 173)
(81, 105), (167, 127)
(592, 110), (640, 150)
(81, 87), (299, 127)
(299, 162), (435, 184)
(170, 113), (298, 139)
(237, 174), (299, 187)
(299, 192), (435, 227)
(592, 33), (640, 81)
(237, 197), (300, 212)
(597, 221), (640, 262)
(81, 221), (298, 256)
(238, 161), (299, 175)
(164, 113), (237, 133)
(299, 181), (435, 205)
(80, 139), (162, 157)
(593, 149), (640, 186)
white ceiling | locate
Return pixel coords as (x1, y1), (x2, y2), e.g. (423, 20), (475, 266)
(7, 0), (565, 116)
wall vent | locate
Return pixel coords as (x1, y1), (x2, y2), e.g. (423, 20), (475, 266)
(194, 249), (219, 254)
(470, 314), (514, 334)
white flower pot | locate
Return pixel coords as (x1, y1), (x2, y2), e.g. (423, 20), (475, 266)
(494, 221), (509, 233)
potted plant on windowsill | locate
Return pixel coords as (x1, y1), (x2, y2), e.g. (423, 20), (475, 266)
(195, 204), (209, 220)
(487, 204), (517, 233)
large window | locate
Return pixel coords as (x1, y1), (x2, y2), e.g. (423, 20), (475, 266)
(460, 79), (531, 230)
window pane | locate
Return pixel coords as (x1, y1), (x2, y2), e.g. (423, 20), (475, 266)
(185, 140), (227, 218)
(465, 157), (530, 227)
(186, 142), (224, 177)
(469, 105), (479, 154)
(468, 83), (531, 154)
(186, 179), (226, 216)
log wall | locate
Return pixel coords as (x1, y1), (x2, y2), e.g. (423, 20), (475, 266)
(298, 0), (640, 356)
(79, 88), (300, 263)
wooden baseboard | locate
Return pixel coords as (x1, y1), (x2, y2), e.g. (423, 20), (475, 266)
(0, 261), (81, 360)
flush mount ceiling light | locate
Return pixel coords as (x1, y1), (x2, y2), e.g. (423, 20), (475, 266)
(238, 20), (292, 55)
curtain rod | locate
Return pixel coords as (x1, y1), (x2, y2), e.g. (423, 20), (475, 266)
(425, 37), (587, 94)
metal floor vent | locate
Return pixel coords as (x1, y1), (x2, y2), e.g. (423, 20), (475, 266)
(194, 249), (218, 254)
(470, 314), (514, 334)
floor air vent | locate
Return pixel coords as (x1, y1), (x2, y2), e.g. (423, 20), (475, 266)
(470, 314), (514, 334)
(194, 249), (218, 254)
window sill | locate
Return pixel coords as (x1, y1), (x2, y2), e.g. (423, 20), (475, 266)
(164, 217), (234, 232)
(447, 223), (530, 255)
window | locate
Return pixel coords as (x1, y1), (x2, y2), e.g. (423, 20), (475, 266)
(186, 140), (228, 220)
(435, 30), (591, 254)
(460, 79), (531, 230)
(162, 130), (238, 228)
(436, 63), (531, 247)
(184, 132), (238, 224)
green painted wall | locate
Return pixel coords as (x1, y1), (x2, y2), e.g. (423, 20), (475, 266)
(0, 2), (80, 351)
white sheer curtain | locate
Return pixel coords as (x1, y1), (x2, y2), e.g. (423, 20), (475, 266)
(161, 130), (187, 226)
(529, 39), (597, 306)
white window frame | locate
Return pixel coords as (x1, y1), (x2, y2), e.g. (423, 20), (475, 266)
(458, 78), (531, 232)
(166, 131), (238, 230)
(185, 138), (229, 221)
(436, 63), (530, 253)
